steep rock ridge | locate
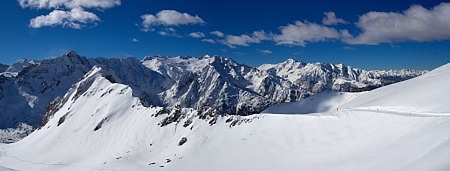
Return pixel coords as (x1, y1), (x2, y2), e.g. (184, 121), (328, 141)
(90, 57), (170, 106)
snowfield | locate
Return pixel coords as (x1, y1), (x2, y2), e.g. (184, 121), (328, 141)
(0, 63), (449, 171)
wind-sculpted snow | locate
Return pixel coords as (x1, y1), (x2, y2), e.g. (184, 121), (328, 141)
(0, 51), (425, 142)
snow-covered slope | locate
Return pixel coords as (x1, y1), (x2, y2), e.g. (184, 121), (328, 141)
(262, 90), (361, 114)
(340, 63), (450, 114)
(0, 62), (448, 171)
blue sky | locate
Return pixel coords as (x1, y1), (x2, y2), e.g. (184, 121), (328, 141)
(0, 0), (449, 70)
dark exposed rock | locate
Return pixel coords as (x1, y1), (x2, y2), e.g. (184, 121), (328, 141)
(178, 137), (187, 146)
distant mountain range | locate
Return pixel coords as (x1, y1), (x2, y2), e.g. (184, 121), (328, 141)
(0, 51), (426, 142)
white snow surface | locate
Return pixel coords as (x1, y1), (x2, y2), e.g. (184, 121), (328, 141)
(262, 90), (361, 114)
(0, 64), (449, 171)
(0, 166), (15, 171)
(340, 63), (450, 114)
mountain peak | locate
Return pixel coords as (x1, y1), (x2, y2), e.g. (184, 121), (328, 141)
(286, 58), (296, 63)
(64, 50), (80, 58)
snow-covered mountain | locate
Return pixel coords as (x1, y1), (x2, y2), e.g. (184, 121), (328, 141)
(0, 52), (92, 143)
(0, 64), (8, 73)
(0, 51), (425, 142)
(143, 55), (290, 115)
(143, 55), (425, 115)
(259, 58), (425, 92)
(1, 59), (40, 77)
(0, 51), (168, 142)
(0, 60), (448, 171)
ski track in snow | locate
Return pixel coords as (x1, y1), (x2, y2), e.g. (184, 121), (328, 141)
(345, 107), (450, 117)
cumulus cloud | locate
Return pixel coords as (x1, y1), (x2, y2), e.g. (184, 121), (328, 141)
(18, 0), (120, 28)
(202, 39), (216, 43)
(220, 30), (270, 48)
(322, 11), (348, 25)
(258, 49), (272, 55)
(273, 21), (342, 46)
(345, 2), (450, 45)
(189, 32), (205, 38)
(29, 7), (100, 29)
(210, 31), (225, 37)
(141, 10), (205, 31)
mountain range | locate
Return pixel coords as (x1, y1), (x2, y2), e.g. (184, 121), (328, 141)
(0, 51), (426, 142)
(0, 54), (448, 171)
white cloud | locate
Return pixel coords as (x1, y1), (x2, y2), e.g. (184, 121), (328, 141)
(273, 21), (342, 46)
(210, 31), (224, 37)
(189, 32), (205, 38)
(202, 39), (216, 43)
(18, 0), (119, 29)
(18, 0), (120, 9)
(157, 27), (180, 37)
(131, 38), (139, 42)
(345, 2), (450, 45)
(322, 11), (348, 25)
(258, 49), (272, 55)
(158, 31), (169, 36)
(29, 7), (100, 29)
(343, 46), (355, 50)
(220, 30), (270, 48)
(141, 10), (205, 31)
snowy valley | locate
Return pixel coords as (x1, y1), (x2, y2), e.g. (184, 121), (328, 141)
(0, 52), (448, 171)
